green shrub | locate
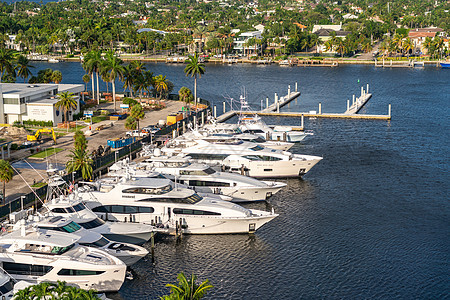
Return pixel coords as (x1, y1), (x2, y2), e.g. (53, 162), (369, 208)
(18, 119), (54, 127)
(10, 144), (18, 150)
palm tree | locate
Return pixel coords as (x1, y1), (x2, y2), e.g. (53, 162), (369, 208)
(179, 87), (193, 109)
(83, 50), (102, 104)
(15, 55), (34, 83)
(0, 48), (16, 83)
(55, 91), (77, 132)
(52, 70), (63, 84)
(153, 75), (169, 99)
(130, 103), (144, 131)
(82, 74), (90, 92)
(0, 160), (13, 204)
(162, 272), (213, 300)
(103, 51), (124, 112)
(402, 38), (413, 57)
(66, 148), (93, 180)
(184, 52), (205, 109)
(125, 116), (137, 130)
(123, 64), (135, 98)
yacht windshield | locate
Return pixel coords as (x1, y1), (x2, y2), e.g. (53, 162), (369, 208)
(78, 218), (105, 229)
(51, 243), (75, 255)
(203, 167), (216, 175)
(249, 145), (264, 151)
(123, 184), (173, 195)
(86, 237), (110, 248)
(72, 203), (85, 212)
(62, 221), (82, 233)
(0, 280), (13, 294)
(139, 193), (203, 204)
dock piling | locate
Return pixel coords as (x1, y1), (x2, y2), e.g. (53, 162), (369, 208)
(288, 85), (291, 97)
(388, 104), (391, 118)
(223, 101), (226, 114)
(213, 105), (217, 118)
(150, 232), (155, 262)
(201, 111), (205, 126)
(277, 101), (280, 113)
(295, 82), (298, 92)
(301, 114), (304, 130)
(361, 86), (364, 97)
(274, 93), (278, 104)
(319, 102), (322, 115)
(347, 100), (350, 111)
(266, 97), (269, 109)
(367, 84), (369, 94)
(352, 95), (355, 105)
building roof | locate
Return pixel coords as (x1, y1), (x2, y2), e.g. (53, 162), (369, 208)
(0, 83), (57, 97)
(315, 29), (351, 37)
(312, 24), (342, 33)
(409, 31), (437, 38)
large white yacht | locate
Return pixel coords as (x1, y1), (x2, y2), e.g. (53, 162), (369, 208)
(0, 272), (14, 299)
(141, 157), (287, 202)
(26, 215), (148, 266)
(0, 225), (126, 292)
(43, 177), (155, 245)
(78, 177), (278, 234)
(162, 140), (323, 178)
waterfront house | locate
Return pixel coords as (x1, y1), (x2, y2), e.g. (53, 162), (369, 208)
(408, 27), (445, 54)
(233, 31), (263, 55)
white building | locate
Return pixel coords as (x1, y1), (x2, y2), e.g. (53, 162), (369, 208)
(0, 83), (83, 125)
(233, 31), (262, 54)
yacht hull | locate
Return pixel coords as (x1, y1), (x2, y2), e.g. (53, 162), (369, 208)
(193, 184), (285, 202)
(224, 156), (323, 178)
(102, 232), (152, 245)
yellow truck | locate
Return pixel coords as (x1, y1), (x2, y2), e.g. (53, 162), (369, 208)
(27, 128), (57, 144)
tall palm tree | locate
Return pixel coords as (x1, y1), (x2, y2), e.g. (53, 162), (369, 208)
(125, 116), (137, 130)
(66, 148), (93, 180)
(162, 272), (213, 300)
(0, 48), (16, 83)
(83, 50), (102, 104)
(0, 159), (13, 205)
(103, 51), (124, 112)
(51, 70), (63, 84)
(184, 52), (205, 109)
(130, 103), (144, 131)
(55, 91), (77, 132)
(15, 55), (34, 83)
(123, 64), (135, 98)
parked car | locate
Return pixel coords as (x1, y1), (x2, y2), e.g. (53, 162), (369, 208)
(125, 130), (149, 137)
(142, 125), (159, 134)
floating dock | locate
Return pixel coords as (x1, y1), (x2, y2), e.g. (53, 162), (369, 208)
(214, 83), (391, 124)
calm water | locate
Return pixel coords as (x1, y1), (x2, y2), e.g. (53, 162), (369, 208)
(30, 62), (450, 299)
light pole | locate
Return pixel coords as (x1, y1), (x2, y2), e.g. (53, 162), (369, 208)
(72, 171), (76, 183)
(21, 195), (25, 214)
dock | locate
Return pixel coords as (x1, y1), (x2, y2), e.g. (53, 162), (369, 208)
(214, 82), (391, 124)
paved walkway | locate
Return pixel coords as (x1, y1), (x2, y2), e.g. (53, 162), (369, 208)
(4, 99), (185, 203)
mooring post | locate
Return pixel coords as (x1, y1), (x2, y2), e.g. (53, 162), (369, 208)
(347, 100), (350, 111)
(361, 86), (364, 97)
(367, 83), (369, 94)
(150, 231), (155, 261)
(223, 101), (226, 114)
(213, 105), (217, 118)
(295, 82), (298, 92)
(352, 95), (355, 105)
(193, 115), (197, 129)
(319, 102), (322, 114)
(183, 121), (185, 133)
(388, 104), (391, 118)
(201, 111), (204, 126)
(274, 93), (278, 104)
(266, 97), (269, 109)
(301, 114), (304, 130)
(288, 85), (291, 97)
(277, 101), (280, 113)
(172, 130), (176, 139)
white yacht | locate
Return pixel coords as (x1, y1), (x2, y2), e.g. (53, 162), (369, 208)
(78, 177), (278, 234)
(43, 195), (155, 246)
(0, 225), (126, 292)
(141, 157), (287, 202)
(28, 215), (148, 266)
(162, 140), (323, 178)
(0, 272), (14, 299)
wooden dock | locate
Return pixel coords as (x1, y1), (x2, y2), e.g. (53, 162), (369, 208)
(262, 91), (301, 113)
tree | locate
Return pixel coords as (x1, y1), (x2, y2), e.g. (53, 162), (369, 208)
(55, 91), (77, 132)
(178, 87), (193, 109)
(82, 74), (90, 92)
(14, 281), (101, 300)
(130, 103), (144, 131)
(125, 116), (137, 130)
(184, 52), (205, 109)
(52, 70), (63, 84)
(153, 75), (169, 99)
(0, 48), (16, 83)
(161, 272), (213, 300)
(0, 160), (13, 204)
(103, 51), (124, 112)
(66, 148), (93, 180)
(83, 50), (102, 104)
(74, 130), (88, 152)
(15, 55), (34, 83)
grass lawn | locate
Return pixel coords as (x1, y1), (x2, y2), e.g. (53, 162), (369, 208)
(91, 115), (109, 123)
(31, 182), (47, 188)
(29, 148), (64, 159)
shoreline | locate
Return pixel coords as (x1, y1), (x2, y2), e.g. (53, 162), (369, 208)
(36, 56), (444, 67)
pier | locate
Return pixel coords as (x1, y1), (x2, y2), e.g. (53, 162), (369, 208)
(214, 83), (391, 124)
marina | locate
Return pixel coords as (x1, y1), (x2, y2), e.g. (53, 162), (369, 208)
(1, 62), (448, 299)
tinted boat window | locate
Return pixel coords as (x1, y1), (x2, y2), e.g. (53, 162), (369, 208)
(173, 208), (221, 216)
(79, 218), (105, 229)
(62, 221), (81, 233)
